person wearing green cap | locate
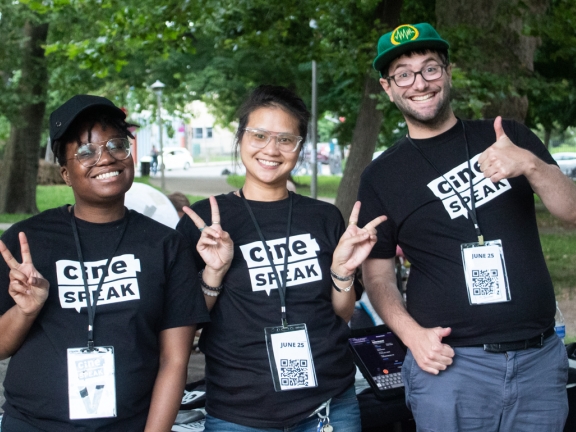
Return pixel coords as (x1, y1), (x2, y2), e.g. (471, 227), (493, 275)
(357, 22), (576, 431)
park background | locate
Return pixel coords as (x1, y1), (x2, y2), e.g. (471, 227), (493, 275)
(0, 0), (576, 413)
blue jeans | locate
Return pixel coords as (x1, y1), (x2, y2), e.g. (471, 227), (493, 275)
(204, 385), (361, 432)
(403, 333), (569, 432)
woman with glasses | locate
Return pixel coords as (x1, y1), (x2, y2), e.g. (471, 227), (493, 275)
(0, 95), (209, 432)
(177, 85), (385, 431)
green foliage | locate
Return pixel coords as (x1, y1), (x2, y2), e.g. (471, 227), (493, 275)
(541, 233), (576, 294)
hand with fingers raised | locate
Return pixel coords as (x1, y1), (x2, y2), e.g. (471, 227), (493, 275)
(0, 232), (49, 316)
(183, 196), (234, 279)
(477, 116), (536, 183)
(331, 201), (387, 281)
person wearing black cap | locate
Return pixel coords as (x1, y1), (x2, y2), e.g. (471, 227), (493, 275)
(0, 95), (209, 431)
(357, 23), (576, 431)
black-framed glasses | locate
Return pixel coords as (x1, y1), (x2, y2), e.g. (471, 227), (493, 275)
(387, 63), (446, 87)
(243, 128), (303, 153)
(69, 138), (131, 167)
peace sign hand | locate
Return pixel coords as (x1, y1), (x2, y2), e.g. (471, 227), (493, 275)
(182, 196), (234, 274)
(331, 202), (387, 277)
(0, 232), (49, 316)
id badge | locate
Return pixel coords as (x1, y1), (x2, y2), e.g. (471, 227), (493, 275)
(264, 324), (318, 392)
(461, 240), (511, 305)
(67, 346), (117, 419)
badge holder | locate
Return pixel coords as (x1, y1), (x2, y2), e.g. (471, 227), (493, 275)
(67, 346), (117, 419)
(66, 209), (127, 420)
(265, 323), (318, 392)
(461, 239), (511, 305)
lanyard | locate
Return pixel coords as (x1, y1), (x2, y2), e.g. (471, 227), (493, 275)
(239, 190), (293, 327)
(70, 207), (130, 350)
(406, 120), (484, 245)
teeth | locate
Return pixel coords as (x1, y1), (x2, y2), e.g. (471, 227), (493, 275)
(259, 159), (280, 167)
(411, 93), (434, 101)
(95, 171), (119, 180)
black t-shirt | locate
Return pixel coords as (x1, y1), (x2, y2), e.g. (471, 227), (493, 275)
(0, 206), (210, 432)
(358, 119), (556, 346)
(176, 192), (355, 428)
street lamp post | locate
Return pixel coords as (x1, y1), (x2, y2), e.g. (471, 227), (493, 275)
(151, 80), (166, 191)
(311, 60), (318, 199)
(309, 19), (318, 199)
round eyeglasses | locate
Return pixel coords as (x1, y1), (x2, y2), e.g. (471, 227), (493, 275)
(69, 138), (132, 167)
(243, 128), (303, 153)
(387, 64), (446, 87)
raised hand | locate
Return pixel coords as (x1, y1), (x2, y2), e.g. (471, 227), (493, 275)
(478, 116), (535, 182)
(0, 232), (49, 316)
(182, 196), (234, 274)
(331, 201), (387, 277)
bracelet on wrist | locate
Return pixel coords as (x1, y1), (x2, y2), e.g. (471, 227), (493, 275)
(199, 269), (223, 296)
(330, 267), (354, 282)
(330, 267), (354, 281)
(332, 274), (354, 293)
(202, 286), (220, 297)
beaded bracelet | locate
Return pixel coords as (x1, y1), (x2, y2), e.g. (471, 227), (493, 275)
(202, 286), (220, 297)
(199, 269), (223, 296)
(331, 275), (354, 293)
(330, 268), (354, 281)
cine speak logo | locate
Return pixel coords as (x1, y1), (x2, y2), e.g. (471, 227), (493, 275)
(56, 254), (142, 312)
(239, 234), (322, 295)
(427, 154), (511, 219)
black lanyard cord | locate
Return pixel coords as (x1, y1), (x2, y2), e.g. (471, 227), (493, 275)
(239, 190), (293, 327)
(406, 119), (484, 245)
(70, 207), (130, 350)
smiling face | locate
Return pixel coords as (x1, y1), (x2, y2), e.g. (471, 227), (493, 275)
(240, 106), (301, 194)
(60, 122), (134, 210)
(380, 51), (454, 134)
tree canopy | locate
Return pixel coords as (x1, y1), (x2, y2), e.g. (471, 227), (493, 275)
(0, 0), (574, 214)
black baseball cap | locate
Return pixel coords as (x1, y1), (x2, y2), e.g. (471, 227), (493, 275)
(49, 95), (126, 148)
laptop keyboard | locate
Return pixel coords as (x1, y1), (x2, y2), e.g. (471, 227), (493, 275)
(374, 372), (404, 389)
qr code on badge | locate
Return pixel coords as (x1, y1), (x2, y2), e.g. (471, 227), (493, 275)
(472, 269), (499, 296)
(280, 359), (309, 386)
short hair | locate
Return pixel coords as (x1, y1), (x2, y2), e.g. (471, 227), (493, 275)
(52, 108), (137, 166)
(167, 192), (191, 213)
(383, 48), (449, 78)
(233, 85), (310, 159)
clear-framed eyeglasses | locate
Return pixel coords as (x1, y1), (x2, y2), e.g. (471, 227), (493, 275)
(243, 127), (303, 153)
(69, 138), (132, 167)
(387, 63), (446, 87)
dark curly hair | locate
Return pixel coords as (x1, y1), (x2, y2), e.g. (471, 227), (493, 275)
(52, 107), (137, 166)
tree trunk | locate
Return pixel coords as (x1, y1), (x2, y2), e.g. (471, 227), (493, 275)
(543, 128), (551, 150)
(335, 74), (384, 220)
(0, 20), (49, 214)
(334, 0), (402, 221)
(436, 0), (549, 123)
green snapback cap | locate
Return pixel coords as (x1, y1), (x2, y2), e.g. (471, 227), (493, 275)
(373, 23), (449, 75)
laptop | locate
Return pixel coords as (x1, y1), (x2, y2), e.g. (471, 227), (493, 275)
(349, 325), (407, 400)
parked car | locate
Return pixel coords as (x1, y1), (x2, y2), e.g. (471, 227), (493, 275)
(552, 152), (576, 178)
(141, 146), (194, 172)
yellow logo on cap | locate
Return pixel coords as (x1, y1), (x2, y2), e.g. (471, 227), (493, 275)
(391, 25), (419, 45)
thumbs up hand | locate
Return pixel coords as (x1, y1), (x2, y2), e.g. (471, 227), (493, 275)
(478, 116), (535, 183)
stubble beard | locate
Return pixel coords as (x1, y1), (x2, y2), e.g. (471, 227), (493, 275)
(394, 86), (453, 132)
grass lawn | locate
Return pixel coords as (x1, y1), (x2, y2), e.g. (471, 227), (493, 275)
(0, 177), (204, 232)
